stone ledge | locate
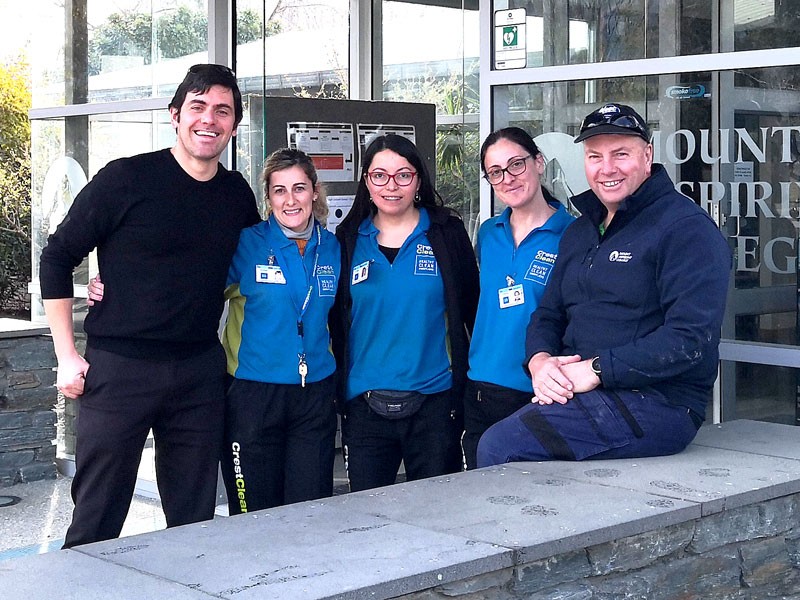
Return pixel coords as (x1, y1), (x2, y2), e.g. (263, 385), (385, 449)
(3, 420), (800, 599)
(0, 318), (50, 339)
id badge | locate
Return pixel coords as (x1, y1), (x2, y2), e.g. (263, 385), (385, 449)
(498, 284), (524, 308)
(352, 261), (370, 285)
(255, 264), (286, 284)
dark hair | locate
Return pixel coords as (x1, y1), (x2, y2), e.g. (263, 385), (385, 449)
(262, 148), (328, 223)
(169, 64), (243, 126)
(340, 134), (443, 231)
(479, 126), (541, 175)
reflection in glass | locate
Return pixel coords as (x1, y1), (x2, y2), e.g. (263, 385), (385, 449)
(30, 111), (175, 323)
(382, 1), (481, 235)
(732, 0), (800, 52)
(495, 0), (712, 66)
(727, 362), (797, 425)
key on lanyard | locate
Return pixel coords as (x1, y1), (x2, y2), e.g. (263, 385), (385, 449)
(298, 354), (308, 388)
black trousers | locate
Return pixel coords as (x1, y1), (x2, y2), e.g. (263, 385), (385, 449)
(462, 379), (532, 470)
(221, 375), (337, 514)
(341, 388), (461, 492)
(63, 345), (226, 549)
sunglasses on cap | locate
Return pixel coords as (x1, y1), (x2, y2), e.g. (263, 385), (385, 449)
(575, 104), (650, 143)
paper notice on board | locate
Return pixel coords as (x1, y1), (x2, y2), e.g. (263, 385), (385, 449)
(287, 122), (355, 182)
(326, 195), (354, 234)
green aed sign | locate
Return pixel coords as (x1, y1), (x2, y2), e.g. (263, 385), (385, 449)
(503, 25), (518, 48)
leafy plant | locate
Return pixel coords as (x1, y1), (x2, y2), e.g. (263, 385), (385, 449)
(0, 58), (32, 315)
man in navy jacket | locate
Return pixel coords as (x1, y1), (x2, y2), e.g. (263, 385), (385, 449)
(477, 103), (731, 467)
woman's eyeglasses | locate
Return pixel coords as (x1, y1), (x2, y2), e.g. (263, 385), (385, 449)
(366, 171), (417, 187)
(483, 155), (532, 185)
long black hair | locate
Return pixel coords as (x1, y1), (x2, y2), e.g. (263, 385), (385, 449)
(339, 134), (443, 231)
(479, 126), (556, 203)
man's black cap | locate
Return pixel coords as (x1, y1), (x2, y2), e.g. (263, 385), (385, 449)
(574, 103), (651, 144)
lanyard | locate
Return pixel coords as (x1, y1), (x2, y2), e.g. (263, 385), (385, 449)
(290, 223), (322, 340)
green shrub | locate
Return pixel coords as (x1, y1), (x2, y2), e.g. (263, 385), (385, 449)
(0, 58), (31, 316)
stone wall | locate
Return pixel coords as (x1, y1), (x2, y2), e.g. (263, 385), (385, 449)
(399, 493), (800, 600)
(0, 324), (58, 486)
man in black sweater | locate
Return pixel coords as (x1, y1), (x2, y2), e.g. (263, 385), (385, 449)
(40, 64), (260, 548)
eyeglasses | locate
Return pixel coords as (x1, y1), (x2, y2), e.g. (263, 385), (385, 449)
(579, 112), (648, 138)
(483, 155), (532, 185)
(189, 64), (236, 77)
(366, 171), (417, 187)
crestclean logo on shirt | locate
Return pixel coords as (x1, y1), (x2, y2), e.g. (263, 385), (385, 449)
(534, 250), (557, 265)
(414, 244), (438, 276)
(608, 250), (633, 263)
(525, 250), (557, 286)
(316, 264), (336, 296)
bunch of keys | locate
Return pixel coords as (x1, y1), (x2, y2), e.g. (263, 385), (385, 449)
(298, 354), (308, 388)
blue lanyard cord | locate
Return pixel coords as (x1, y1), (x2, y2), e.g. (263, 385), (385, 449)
(294, 224), (322, 344)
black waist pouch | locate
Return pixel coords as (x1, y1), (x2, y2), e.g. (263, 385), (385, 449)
(364, 389), (426, 420)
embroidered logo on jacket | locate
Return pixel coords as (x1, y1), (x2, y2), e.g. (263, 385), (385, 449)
(524, 250), (557, 285)
(608, 250), (633, 263)
(414, 244), (438, 276)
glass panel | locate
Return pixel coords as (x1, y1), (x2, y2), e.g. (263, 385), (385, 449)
(30, 111), (175, 322)
(262, 0), (349, 98)
(492, 0), (711, 66)
(731, 0), (800, 52)
(492, 64), (800, 349)
(234, 0), (264, 201)
(724, 362), (798, 425)
(33, 0), (209, 108)
(382, 1), (481, 235)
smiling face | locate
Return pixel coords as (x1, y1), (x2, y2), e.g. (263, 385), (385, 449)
(267, 165), (317, 232)
(170, 84), (238, 172)
(583, 134), (653, 211)
(482, 138), (545, 211)
(364, 150), (420, 219)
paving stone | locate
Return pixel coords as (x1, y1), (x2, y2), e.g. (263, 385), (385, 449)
(0, 411), (31, 430)
(0, 449), (34, 470)
(693, 420), (800, 461)
(3, 338), (56, 371)
(593, 546), (742, 600)
(0, 549), (216, 599)
(504, 443), (800, 516)
(513, 549), (591, 594)
(434, 568), (513, 596)
(336, 466), (699, 563)
(739, 536), (794, 588)
(689, 495), (800, 554)
(79, 501), (514, 600)
(587, 521), (695, 575)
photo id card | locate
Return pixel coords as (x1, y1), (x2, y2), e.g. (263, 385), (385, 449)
(498, 284), (524, 308)
(256, 264), (287, 284)
(352, 261), (370, 285)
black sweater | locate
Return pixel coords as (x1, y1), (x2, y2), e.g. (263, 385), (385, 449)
(331, 205), (479, 412)
(40, 149), (260, 359)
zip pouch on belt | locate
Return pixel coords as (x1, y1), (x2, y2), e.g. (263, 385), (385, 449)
(363, 389), (426, 420)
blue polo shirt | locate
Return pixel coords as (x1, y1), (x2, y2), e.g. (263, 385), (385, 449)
(222, 214), (340, 384)
(468, 203), (574, 392)
(346, 207), (452, 400)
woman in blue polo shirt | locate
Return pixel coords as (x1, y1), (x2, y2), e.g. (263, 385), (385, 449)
(331, 134), (479, 492)
(221, 148), (340, 513)
(463, 127), (574, 469)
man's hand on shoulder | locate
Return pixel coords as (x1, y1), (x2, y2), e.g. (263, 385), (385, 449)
(528, 352), (582, 405)
(57, 351), (90, 399)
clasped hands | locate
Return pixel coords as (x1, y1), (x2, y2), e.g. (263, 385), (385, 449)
(528, 352), (601, 406)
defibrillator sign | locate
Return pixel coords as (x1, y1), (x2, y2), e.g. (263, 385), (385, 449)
(494, 9), (527, 70)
